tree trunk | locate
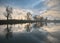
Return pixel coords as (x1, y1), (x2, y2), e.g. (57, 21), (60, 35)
(7, 13), (9, 32)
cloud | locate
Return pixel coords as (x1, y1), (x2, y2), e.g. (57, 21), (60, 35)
(41, 0), (60, 18)
(0, 0), (40, 9)
(32, 0), (48, 11)
(31, 0), (45, 8)
(0, 6), (34, 20)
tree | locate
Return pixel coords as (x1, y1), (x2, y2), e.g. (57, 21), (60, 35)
(6, 6), (13, 20)
(27, 12), (32, 20)
(33, 15), (38, 20)
(33, 15), (43, 20)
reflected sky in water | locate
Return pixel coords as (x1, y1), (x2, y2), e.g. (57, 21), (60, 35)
(0, 22), (60, 43)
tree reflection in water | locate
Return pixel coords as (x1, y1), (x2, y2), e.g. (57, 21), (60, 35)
(5, 25), (13, 39)
(24, 22), (45, 32)
(25, 23), (32, 32)
(33, 22), (44, 28)
(4, 22), (47, 39)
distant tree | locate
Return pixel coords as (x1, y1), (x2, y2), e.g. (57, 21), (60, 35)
(33, 15), (43, 20)
(27, 12), (32, 20)
(44, 17), (48, 26)
(6, 6), (13, 20)
(33, 15), (38, 20)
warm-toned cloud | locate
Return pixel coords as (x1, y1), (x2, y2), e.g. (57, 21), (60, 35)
(0, 6), (6, 19)
(0, 6), (33, 20)
(41, 0), (60, 19)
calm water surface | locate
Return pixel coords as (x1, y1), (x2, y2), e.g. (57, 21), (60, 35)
(0, 22), (60, 43)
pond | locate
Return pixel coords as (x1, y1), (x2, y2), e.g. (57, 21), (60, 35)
(0, 22), (60, 43)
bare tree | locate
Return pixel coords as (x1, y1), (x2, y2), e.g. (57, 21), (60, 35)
(33, 15), (38, 20)
(6, 6), (13, 20)
(33, 15), (43, 20)
(27, 12), (32, 20)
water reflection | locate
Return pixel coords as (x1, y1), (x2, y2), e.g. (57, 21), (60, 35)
(5, 25), (13, 39)
(25, 23), (32, 32)
(0, 22), (60, 43)
(0, 22), (46, 39)
(33, 22), (44, 28)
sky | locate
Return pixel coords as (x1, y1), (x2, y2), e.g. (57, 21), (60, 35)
(0, 0), (60, 18)
(0, 0), (48, 11)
